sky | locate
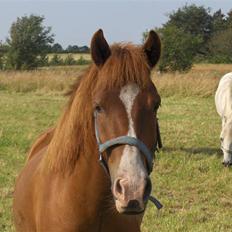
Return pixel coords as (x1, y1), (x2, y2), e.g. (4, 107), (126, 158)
(0, 0), (231, 48)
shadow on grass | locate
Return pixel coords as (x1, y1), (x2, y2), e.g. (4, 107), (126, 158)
(162, 146), (222, 156)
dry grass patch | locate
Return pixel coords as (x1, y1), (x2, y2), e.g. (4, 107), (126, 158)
(152, 72), (219, 98)
(0, 63), (231, 97)
(192, 63), (232, 73)
(0, 67), (86, 93)
(152, 63), (232, 98)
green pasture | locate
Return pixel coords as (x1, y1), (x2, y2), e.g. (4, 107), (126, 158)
(0, 90), (231, 231)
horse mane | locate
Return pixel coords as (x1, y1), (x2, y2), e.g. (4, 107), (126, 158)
(44, 43), (151, 173)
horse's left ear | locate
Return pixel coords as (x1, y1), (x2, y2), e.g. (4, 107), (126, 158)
(91, 29), (111, 67)
(143, 30), (161, 68)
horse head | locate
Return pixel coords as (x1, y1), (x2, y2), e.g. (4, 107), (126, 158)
(91, 29), (161, 214)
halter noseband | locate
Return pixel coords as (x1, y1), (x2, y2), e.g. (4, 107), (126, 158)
(94, 111), (163, 210)
(221, 146), (232, 155)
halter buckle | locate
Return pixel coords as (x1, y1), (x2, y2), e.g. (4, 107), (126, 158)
(98, 153), (110, 175)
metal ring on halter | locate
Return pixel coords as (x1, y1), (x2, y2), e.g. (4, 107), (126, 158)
(93, 111), (163, 210)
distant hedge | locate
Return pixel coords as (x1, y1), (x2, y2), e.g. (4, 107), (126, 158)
(48, 54), (91, 66)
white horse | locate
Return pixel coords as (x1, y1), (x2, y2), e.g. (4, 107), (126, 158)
(215, 72), (232, 166)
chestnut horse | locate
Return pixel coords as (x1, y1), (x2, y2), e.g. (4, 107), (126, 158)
(13, 29), (162, 232)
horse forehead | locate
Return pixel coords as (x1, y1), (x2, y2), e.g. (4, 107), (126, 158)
(118, 84), (140, 136)
(119, 84), (140, 108)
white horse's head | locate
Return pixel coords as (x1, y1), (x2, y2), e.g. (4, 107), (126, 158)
(220, 115), (232, 166)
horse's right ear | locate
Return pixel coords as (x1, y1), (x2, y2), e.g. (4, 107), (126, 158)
(91, 29), (111, 66)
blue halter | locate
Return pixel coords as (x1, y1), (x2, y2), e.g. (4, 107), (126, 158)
(94, 111), (163, 210)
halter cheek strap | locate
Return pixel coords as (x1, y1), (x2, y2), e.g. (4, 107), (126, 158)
(94, 111), (163, 210)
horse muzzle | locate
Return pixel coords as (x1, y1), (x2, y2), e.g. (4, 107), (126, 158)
(221, 146), (232, 167)
(112, 177), (152, 214)
(222, 160), (232, 167)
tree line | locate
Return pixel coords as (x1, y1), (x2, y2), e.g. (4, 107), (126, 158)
(49, 44), (89, 54)
(1, 5), (232, 71)
(0, 15), (90, 70)
(143, 4), (232, 71)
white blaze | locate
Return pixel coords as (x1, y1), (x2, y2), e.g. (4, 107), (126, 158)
(118, 84), (147, 183)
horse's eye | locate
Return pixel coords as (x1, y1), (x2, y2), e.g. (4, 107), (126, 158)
(153, 104), (160, 112)
(220, 137), (224, 142)
(95, 105), (103, 113)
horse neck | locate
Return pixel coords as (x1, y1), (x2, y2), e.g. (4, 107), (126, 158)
(72, 148), (111, 203)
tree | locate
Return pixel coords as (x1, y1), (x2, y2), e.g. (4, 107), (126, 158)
(66, 45), (73, 53)
(166, 4), (212, 55)
(226, 10), (232, 27)
(208, 28), (232, 63)
(143, 5), (232, 67)
(66, 45), (79, 53)
(71, 45), (79, 53)
(65, 45), (90, 53)
(7, 15), (54, 70)
(212, 10), (227, 34)
(0, 44), (3, 70)
(51, 43), (63, 53)
(0, 42), (9, 70)
(158, 25), (202, 72)
(78, 46), (90, 53)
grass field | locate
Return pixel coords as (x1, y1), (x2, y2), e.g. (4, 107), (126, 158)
(0, 64), (232, 231)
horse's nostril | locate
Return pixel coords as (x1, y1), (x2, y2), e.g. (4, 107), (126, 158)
(143, 178), (152, 201)
(127, 200), (140, 209)
(222, 161), (232, 167)
(114, 178), (128, 198)
(115, 179), (123, 195)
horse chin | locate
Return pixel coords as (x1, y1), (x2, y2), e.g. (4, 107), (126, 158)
(115, 200), (145, 215)
(121, 209), (145, 215)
